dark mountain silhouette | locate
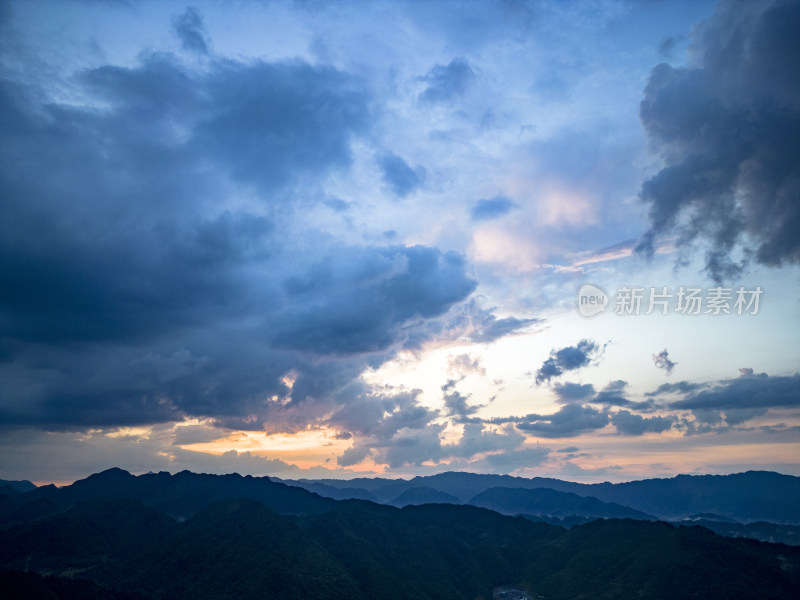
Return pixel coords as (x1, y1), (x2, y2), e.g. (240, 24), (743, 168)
(0, 468), (336, 526)
(0, 570), (144, 600)
(522, 518), (799, 600)
(1, 482), (798, 600)
(672, 518), (800, 546)
(470, 486), (654, 520)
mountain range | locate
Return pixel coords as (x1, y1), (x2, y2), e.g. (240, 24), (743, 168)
(1, 468), (799, 599)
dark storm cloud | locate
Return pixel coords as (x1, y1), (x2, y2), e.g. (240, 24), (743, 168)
(636, 0), (800, 281)
(377, 152), (426, 197)
(470, 195), (518, 221)
(197, 60), (370, 193)
(652, 349), (676, 375)
(611, 410), (675, 436)
(671, 373), (800, 412)
(0, 43), (476, 431)
(271, 245), (476, 354)
(516, 404), (610, 438)
(535, 339), (601, 384)
(419, 58), (475, 104)
(173, 6), (210, 55)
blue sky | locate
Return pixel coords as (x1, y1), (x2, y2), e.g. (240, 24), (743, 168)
(1, 0), (798, 484)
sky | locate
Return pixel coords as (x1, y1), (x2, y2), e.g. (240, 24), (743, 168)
(1, 0), (798, 485)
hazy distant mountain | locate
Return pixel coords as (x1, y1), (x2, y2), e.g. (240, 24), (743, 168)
(583, 471), (800, 522)
(273, 479), (378, 502)
(0, 479), (37, 494)
(1, 483), (798, 600)
(469, 486), (654, 520)
(389, 486), (462, 507)
(286, 470), (800, 524)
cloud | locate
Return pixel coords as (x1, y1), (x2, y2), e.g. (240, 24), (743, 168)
(445, 423), (525, 459)
(611, 410), (675, 436)
(447, 354), (486, 377)
(593, 380), (635, 408)
(535, 339), (601, 384)
(419, 58), (475, 105)
(668, 372), (799, 431)
(635, 0), (800, 280)
(553, 382), (595, 404)
(429, 299), (540, 346)
(173, 7), (210, 55)
(516, 404), (610, 438)
(470, 196), (518, 221)
(337, 445), (371, 467)
(671, 373), (800, 412)
(443, 388), (482, 422)
(271, 245), (476, 355)
(381, 424), (446, 468)
(652, 349), (676, 375)
(478, 446), (550, 471)
(646, 381), (702, 396)
(0, 40), (478, 434)
(377, 152), (426, 197)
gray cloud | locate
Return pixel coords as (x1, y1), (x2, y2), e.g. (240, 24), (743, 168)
(173, 7), (210, 55)
(611, 410), (675, 436)
(442, 388), (483, 422)
(271, 245), (476, 355)
(0, 43), (475, 433)
(652, 349), (676, 375)
(471, 195), (518, 221)
(378, 152), (426, 197)
(646, 381), (703, 396)
(535, 339), (601, 384)
(636, 0), (800, 281)
(669, 372), (798, 431)
(671, 373), (800, 412)
(516, 404), (610, 438)
(419, 57), (475, 104)
(553, 382), (595, 403)
(445, 423), (525, 459)
(337, 445), (371, 467)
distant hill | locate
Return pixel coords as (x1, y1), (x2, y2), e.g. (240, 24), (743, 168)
(273, 479), (378, 502)
(389, 486), (462, 507)
(469, 486), (654, 520)
(285, 470), (800, 524)
(0, 479), (37, 494)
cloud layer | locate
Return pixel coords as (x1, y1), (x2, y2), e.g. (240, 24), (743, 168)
(636, 0), (800, 280)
